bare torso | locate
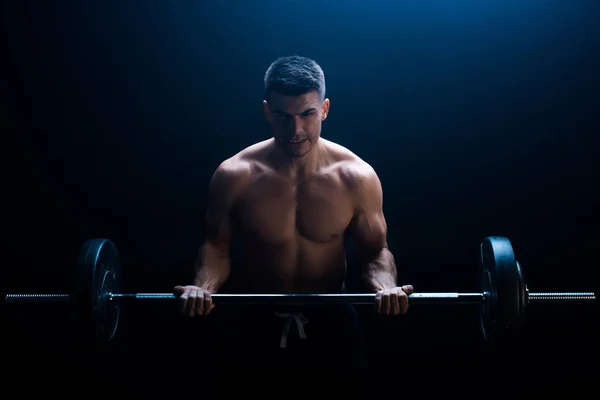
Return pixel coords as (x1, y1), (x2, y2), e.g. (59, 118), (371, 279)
(229, 138), (362, 293)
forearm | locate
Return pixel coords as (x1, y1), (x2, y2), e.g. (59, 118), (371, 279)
(360, 247), (398, 291)
(192, 242), (231, 293)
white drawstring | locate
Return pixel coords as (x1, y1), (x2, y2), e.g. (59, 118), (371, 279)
(274, 312), (308, 348)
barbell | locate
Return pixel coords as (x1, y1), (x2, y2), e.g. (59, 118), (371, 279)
(4, 236), (596, 349)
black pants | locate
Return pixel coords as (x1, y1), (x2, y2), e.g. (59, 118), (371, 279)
(207, 303), (367, 393)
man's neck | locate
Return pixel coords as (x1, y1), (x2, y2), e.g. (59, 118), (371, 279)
(270, 138), (324, 179)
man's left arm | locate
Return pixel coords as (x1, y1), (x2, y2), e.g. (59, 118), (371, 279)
(349, 164), (414, 315)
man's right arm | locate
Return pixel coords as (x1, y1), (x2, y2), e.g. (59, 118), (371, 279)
(175, 159), (248, 315)
(192, 160), (246, 292)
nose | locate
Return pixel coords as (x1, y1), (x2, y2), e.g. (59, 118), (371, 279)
(290, 116), (304, 135)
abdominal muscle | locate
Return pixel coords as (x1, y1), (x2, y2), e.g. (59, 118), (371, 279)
(235, 234), (348, 294)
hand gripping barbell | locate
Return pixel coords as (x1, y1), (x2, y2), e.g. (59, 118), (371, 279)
(4, 236), (596, 349)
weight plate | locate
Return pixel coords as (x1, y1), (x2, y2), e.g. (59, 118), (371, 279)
(479, 236), (521, 350)
(71, 238), (121, 344)
(479, 263), (492, 343)
(516, 261), (528, 330)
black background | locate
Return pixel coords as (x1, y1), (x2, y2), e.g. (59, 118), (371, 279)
(2, 0), (598, 396)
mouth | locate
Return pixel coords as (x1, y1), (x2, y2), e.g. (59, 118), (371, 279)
(285, 138), (308, 145)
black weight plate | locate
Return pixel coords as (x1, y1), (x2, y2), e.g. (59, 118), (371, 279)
(71, 238), (121, 345)
(479, 261), (492, 344)
(516, 261), (528, 326)
(479, 236), (521, 351)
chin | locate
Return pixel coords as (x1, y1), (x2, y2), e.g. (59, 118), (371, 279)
(289, 144), (315, 158)
(283, 149), (310, 158)
(289, 152), (309, 158)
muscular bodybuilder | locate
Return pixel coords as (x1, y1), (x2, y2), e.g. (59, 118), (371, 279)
(173, 55), (413, 386)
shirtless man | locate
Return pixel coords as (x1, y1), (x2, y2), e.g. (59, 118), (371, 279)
(173, 55), (413, 386)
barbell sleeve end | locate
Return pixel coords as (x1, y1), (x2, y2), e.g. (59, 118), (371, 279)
(527, 292), (596, 303)
(5, 294), (70, 303)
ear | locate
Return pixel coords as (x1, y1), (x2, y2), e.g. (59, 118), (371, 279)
(321, 98), (330, 121)
(263, 100), (272, 122)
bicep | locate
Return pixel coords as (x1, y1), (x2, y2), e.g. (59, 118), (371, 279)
(205, 202), (232, 254)
(204, 162), (246, 253)
(350, 166), (388, 258)
(352, 208), (388, 260)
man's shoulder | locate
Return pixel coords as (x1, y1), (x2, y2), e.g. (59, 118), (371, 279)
(212, 139), (271, 181)
(225, 138), (271, 165)
(322, 138), (378, 182)
(323, 140), (382, 204)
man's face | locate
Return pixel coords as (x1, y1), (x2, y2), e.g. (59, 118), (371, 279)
(263, 90), (330, 158)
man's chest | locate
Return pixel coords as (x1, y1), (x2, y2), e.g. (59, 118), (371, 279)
(235, 173), (356, 243)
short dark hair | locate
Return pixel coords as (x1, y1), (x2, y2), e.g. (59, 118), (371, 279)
(263, 55), (326, 102)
